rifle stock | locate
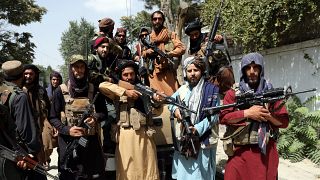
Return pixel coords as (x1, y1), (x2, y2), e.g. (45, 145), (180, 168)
(0, 144), (59, 180)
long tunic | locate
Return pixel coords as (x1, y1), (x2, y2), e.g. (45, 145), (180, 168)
(220, 89), (289, 180)
(168, 84), (219, 180)
(99, 81), (159, 180)
(142, 27), (185, 96)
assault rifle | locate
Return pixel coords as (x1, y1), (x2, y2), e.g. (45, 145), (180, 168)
(118, 80), (196, 114)
(176, 95), (200, 159)
(141, 37), (174, 65)
(0, 144), (59, 180)
(62, 93), (99, 172)
(204, 0), (224, 79)
(203, 86), (317, 115)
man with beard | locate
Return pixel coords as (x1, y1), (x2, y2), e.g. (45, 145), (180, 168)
(133, 27), (151, 86)
(142, 10), (185, 95)
(168, 56), (219, 180)
(220, 52), (289, 180)
(185, 19), (228, 80)
(114, 27), (132, 60)
(99, 60), (160, 180)
(133, 27), (150, 62)
(49, 55), (106, 180)
(89, 36), (117, 86)
(23, 64), (51, 172)
(88, 36), (119, 179)
(91, 17), (123, 58)
(0, 61), (45, 180)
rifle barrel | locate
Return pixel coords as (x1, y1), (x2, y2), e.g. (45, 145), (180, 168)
(202, 103), (237, 115)
(289, 88), (317, 95)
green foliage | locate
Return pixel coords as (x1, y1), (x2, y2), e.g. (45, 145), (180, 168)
(59, 18), (95, 66)
(36, 65), (54, 88)
(120, 10), (152, 45)
(0, 0), (47, 26)
(0, 31), (36, 64)
(0, 0), (47, 64)
(201, 0), (320, 53)
(278, 95), (320, 165)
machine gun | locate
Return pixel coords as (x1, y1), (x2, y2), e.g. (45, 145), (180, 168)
(62, 93), (100, 172)
(0, 144), (59, 180)
(141, 37), (175, 65)
(203, 86), (317, 115)
(204, 0), (224, 79)
(176, 95), (200, 159)
(118, 80), (196, 114)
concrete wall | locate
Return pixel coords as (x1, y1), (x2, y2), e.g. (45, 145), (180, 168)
(230, 39), (320, 110)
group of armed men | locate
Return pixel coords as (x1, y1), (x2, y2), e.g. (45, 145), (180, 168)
(0, 10), (289, 180)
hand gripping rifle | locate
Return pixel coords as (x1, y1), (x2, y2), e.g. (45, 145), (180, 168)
(176, 95), (200, 159)
(141, 37), (175, 65)
(118, 80), (196, 114)
(202, 86), (317, 115)
(204, 0), (224, 79)
(0, 144), (59, 180)
(62, 93), (100, 172)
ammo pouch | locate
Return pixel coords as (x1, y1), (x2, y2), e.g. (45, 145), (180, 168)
(65, 97), (97, 135)
(221, 121), (261, 156)
(118, 96), (147, 130)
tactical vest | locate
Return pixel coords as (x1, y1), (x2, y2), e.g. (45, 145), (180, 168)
(61, 81), (98, 136)
(116, 96), (148, 130)
(221, 84), (275, 156)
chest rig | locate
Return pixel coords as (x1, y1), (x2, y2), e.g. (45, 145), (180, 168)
(116, 96), (149, 130)
(62, 82), (98, 135)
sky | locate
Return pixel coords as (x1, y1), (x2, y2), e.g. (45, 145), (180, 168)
(15, 0), (147, 70)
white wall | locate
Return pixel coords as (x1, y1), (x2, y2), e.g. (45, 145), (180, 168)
(230, 39), (320, 110)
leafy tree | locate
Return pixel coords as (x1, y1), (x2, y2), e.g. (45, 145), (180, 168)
(278, 95), (320, 165)
(120, 10), (152, 45)
(59, 18), (95, 79)
(201, 0), (320, 53)
(139, 0), (202, 38)
(0, 0), (47, 64)
(37, 65), (53, 88)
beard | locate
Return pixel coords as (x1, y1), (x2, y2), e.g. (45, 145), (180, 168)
(99, 52), (107, 59)
(247, 77), (260, 89)
(153, 23), (163, 33)
(188, 77), (200, 87)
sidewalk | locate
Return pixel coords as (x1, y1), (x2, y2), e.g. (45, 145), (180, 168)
(47, 148), (59, 180)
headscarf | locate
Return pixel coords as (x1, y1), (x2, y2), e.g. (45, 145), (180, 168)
(68, 61), (89, 97)
(239, 52), (272, 94)
(183, 56), (206, 79)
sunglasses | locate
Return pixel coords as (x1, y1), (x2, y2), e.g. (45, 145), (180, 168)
(152, 17), (163, 21)
(139, 34), (148, 38)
